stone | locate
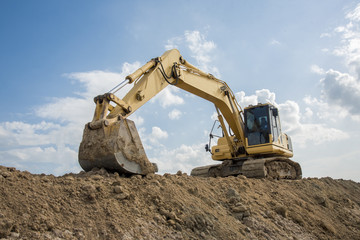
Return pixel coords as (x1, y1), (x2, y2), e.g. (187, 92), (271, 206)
(275, 205), (287, 218)
(117, 193), (129, 200)
(168, 219), (176, 226)
(226, 188), (239, 198)
(91, 175), (103, 180)
(113, 186), (123, 193)
(232, 205), (247, 213)
(0, 219), (13, 238)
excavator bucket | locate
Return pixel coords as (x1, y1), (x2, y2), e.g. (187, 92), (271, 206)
(78, 119), (156, 175)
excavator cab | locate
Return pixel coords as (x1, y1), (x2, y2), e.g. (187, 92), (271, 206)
(244, 103), (293, 157)
(245, 104), (275, 146)
(206, 103), (292, 160)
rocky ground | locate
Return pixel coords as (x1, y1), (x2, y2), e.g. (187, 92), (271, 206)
(0, 165), (359, 240)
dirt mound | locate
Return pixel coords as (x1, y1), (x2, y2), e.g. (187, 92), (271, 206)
(0, 165), (359, 240)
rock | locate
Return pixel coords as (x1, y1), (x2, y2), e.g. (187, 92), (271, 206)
(275, 205), (287, 218)
(91, 175), (103, 180)
(64, 176), (74, 181)
(10, 232), (20, 238)
(237, 175), (247, 179)
(168, 219), (176, 226)
(175, 223), (182, 231)
(320, 220), (336, 234)
(0, 219), (13, 238)
(116, 193), (129, 200)
(243, 210), (251, 218)
(112, 181), (121, 186)
(0, 171), (10, 178)
(131, 175), (142, 179)
(228, 196), (241, 205)
(315, 195), (329, 207)
(153, 215), (163, 223)
(163, 173), (172, 178)
(232, 205), (247, 213)
(226, 188), (239, 198)
(113, 186), (123, 193)
(188, 187), (199, 195)
(146, 173), (156, 179)
(82, 184), (96, 192)
(150, 180), (161, 187)
(99, 168), (109, 176)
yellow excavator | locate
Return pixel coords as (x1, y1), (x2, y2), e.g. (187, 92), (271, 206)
(78, 49), (302, 179)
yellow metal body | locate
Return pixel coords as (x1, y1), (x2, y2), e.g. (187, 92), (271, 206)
(91, 49), (293, 162)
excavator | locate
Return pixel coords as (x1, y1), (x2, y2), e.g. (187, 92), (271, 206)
(78, 49), (302, 179)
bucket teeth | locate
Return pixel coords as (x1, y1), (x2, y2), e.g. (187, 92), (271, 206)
(78, 119), (155, 175)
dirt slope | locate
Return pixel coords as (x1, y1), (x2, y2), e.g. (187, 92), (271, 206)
(0, 165), (359, 240)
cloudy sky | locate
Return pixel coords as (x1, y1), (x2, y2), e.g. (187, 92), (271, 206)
(1, 1), (359, 182)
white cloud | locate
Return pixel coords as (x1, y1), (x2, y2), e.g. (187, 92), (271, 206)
(151, 126), (168, 140)
(303, 107), (313, 120)
(165, 36), (182, 50)
(346, 3), (360, 21)
(331, 6), (360, 75)
(320, 69), (360, 115)
(236, 89), (276, 107)
(66, 62), (141, 98)
(236, 91), (258, 107)
(278, 100), (348, 147)
(0, 121), (61, 147)
(185, 31), (215, 64)
(0, 145), (80, 175)
(269, 39), (281, 45)
(321, 48), (330, 53)
(131, 114), (144, 126)
(36, 97), (92, 124)
(310, 64), (325, 75)
(185, 30), (220, 76)
(164, 30), (220, 77)
(303, 96), (349, 122)
(310, 3), (360, 122)
(210, 112), (218, 121)
(168, 109), (182, 120)
(151, 86), (184, 108)
(320, 33), (331, 38)
(149, 143), (213, 174)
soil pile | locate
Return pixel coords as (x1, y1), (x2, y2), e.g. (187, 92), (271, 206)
(0, 165), (359, 240)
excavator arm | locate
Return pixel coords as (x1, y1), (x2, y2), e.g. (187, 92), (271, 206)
(113, 49), (244, 141)
(88, 49), (246, 157)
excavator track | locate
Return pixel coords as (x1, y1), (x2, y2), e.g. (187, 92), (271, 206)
(190, 157), (302, 179)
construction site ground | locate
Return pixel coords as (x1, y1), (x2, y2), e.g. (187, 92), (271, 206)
(0, 165), (359, 240)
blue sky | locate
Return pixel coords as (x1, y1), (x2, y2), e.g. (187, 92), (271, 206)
(1, 1), (359, 181)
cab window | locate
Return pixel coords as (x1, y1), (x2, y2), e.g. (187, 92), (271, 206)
(245, 106), (270, 145)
